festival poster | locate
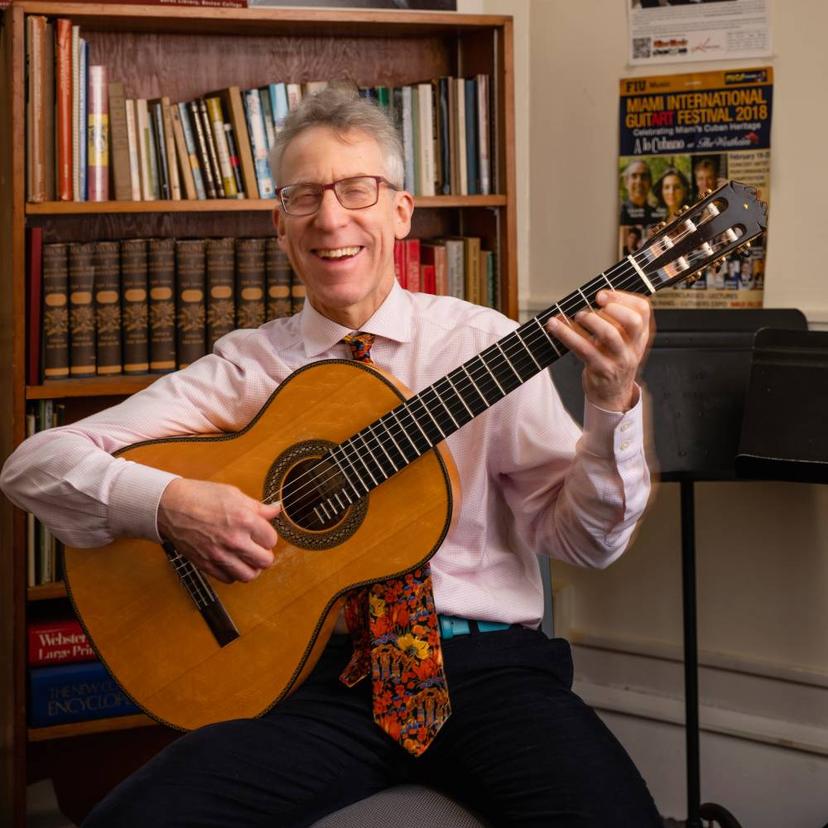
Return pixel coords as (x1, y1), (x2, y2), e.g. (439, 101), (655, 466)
(618, 67), (772, 308)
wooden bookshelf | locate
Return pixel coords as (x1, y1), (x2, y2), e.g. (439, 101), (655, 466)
(0, 3), (517, 824)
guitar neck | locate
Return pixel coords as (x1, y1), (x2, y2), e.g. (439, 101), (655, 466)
(326, 259), (653, 502)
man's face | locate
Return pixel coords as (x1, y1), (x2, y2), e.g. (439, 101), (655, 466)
(694, 165), (716, 194)
(625, 162), (651, 206)
(273, 126), (413, 325)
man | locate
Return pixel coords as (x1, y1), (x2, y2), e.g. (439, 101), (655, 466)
(1, 89), (660, 826)
(693, 157), (719, 198)
(620, 158), (662, 225)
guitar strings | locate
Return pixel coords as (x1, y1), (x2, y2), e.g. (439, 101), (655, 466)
(266, 216), (713, 516)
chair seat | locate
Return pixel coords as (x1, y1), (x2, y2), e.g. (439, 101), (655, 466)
(309, 784), (489, 828)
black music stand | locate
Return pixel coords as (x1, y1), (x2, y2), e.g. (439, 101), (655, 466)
(550, 308), (807, 828)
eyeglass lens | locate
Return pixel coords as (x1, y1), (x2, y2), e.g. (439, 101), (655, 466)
(281, 176), (380, 215)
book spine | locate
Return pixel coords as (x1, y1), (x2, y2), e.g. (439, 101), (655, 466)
(455, 78), (467, 196)
(28, 661), (139, 728)
(401, 86), (415, 194)
(93, 240), (122, 375)
(86, 64), (109, 202)
(175, 239), (207, 368)
(71, 26), (80, 200)
(148, 238), (177, 373)
(393, 239), (405, 288)
(26, 16), (45, 202)
(28, 619), (96, 667)
(124, 99), (142, 201)
(120, 238), (149, 373)
(476, 74), (491, 196)
(151, 101), (171, 200)
(258, 88), (275, 150)
(135, 99), (155, 201)
(417, 83), (435, 197)
(464, 77), (479, 196)
(222, 86), (257, 199)
(55, 19), (73, 201)
(223, 124), (245, 199)
(243, 89), (275, 198)
(405, 238), (421, 293)
(27, 227), (44, 385)
(197, 98), (225, 197)
(265, 237), (292, 320)
(42, 243), (70, 380)
(169, 102), (197, 200)
(438, 77), (451, 195)
(270, 82), (289, 133)
(78, 38), (88, 201)
(68, 242), (96, 377)
(160, 98), (181, 200)
(177, 103), (208, 200)
(108, 81), (132, 201)
(43, 20), (56, 201)
(205, 97), (238, 197)
(234, 238), (266, 329)
(187, 100), (218, 199)
(206, 237), (236, 349)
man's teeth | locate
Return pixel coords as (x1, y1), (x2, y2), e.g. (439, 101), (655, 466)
(317, 247), (361, 259)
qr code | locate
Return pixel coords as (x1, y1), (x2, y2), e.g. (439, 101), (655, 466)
(633, 37), (651, 59)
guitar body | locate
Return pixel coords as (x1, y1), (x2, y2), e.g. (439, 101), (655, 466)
(63, 360), (459, 731)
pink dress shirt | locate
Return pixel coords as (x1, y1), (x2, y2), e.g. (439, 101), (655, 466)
(1, 282), (651, 628)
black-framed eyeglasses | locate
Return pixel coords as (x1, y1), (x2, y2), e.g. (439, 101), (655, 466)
(275, 175), (399, 216)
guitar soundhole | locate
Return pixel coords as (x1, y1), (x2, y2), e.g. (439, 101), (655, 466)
(265, 439), (368, 550)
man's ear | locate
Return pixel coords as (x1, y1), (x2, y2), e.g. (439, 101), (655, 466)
(272, 206), (288, 251)
(393, 190), (415, 241)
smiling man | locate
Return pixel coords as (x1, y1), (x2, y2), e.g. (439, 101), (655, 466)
(1, 89), (661, 826)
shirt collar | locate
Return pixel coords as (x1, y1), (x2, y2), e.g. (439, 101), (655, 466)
(300, 280), (413, 358)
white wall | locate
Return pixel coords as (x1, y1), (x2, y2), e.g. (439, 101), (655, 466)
(461, 1), (828, 824)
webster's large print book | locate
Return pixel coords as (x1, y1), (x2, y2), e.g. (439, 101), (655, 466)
(29, 660), (140, 728)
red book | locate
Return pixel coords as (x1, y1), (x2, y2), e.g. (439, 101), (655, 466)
(26, 226), (43, 385)
(421, 263), (436, 295)
(404, 238), (421, 293)
(393, 239), (405, 288)
(421, 242), (448, 296)
(28, 618), (96, 666)
(55, 19), (73, 201)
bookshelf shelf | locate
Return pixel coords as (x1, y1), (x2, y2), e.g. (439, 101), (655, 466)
(27, 376), (158, 400)
(26, 195), (508, 215)
(28, 713), (157, 743)
(28, 582), (68, 601)
(1, 4), (516, 823)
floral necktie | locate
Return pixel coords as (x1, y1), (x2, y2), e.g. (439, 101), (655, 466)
(338, 332), (451, 757)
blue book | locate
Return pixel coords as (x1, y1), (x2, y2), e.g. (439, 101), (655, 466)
(268, 82), (289, 133)
(177, 103), (207, 200)
(243, 88), (275, 198)
(464, 77), (478, 196)
(29, 660), (140, 728)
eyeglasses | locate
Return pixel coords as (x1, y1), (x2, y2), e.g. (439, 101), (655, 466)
(275, 175), (399, 216)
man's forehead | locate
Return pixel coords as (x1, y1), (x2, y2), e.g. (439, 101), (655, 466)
(281, 126), (384, 176)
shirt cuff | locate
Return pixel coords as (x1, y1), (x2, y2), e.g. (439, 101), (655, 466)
(579, 384), (644, 462)
(107, 459), (181, 543)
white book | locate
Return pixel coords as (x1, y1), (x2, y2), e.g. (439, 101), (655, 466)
(286, 83), (303, 111)
(135, 99), (156, 201)
(401, 86), (415, 193)
(124, 99), (142, 200)
(416, 83), (435, 197)
(476, 74), (490, 196)
(243, 88), (275, 198)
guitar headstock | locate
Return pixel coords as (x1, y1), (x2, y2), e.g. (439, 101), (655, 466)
(635, 181), (767, 292)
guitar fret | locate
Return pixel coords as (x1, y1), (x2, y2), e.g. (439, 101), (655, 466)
(412, 394), (447, 440)
(495, 341), (522, 382)
(444, 373), (475, 417)
(404, 399), (437, 447)
(577, 287), (592, 309)
(328, 450), (362, 503)
(367, 422), (400, 474)
(479, 355), (506, 396)
(377, 415), (409, 468)
(461, 364), (490, 408)
(515, 329), (541, 370)
(389, 409), (424, 458)
(355, 431), (389, 483)
(336, 443), (371, 496)
(532, 316), (561, 357)
(601, 271), (615, 290)
(626, 254), (656, 294)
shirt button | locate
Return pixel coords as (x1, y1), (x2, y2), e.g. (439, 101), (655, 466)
(620, 440), (631, 451)
(620, 420), (632, 432)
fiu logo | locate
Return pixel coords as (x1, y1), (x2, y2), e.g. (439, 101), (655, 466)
(725, 70), (768, 85)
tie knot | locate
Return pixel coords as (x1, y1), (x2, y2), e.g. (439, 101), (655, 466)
(342, 332), (376, 363)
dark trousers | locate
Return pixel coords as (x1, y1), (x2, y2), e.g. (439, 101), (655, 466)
(83, 627), (662, 827)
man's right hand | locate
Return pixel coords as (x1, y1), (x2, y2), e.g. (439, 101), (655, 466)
(157, 478), (281, 584)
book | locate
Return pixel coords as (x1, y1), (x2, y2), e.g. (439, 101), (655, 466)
(206, 237), (236, 349)
(26, 227), (44, 385)
(403, 238), (421, 293)
(416, 83), (435, 197)
(268, 82), (289, 133)
(205, 96), (238, 198)
(224, 124), (245, 197)
(148, 238), (177, 373)
(242, 89), (275, 198)
(93, 240), (122, 375)
(68, 242), (96, 377)
(86, 64), (109, 201)
(208, 87), (257, 199)
(42, 243), (70, 380)
(71, 26), (80, 199)
(187, 99), (218, 199)
(175, 239), (207, 368)
(176, 102), (207, 200)
(455, 78), (467, 196)
(28, 618), (96, 667)
(159, 97), (182, 200)
(25, 16), (47, 202)
(150, 100), (171, 199)
(421, 242), (448, 296)
(464, 77), (479, 196)
(258, 87), (276, 150)
(120, 238), (150, 373)
(55, 19), (73, 201)
(124, 98), (142, 201)
(29, 661), (139, 728)
(78, 36), (88, 200)
(108, 81), (133, 201)
(43, 20), (56, 201)
(476, 74), (491, 196)
(197, 98), (225, 197)
(169, 101), (198, 200)
(235, 237), (266, 329)
(400, 86), (415, 193)
(436, 77), (451, 195)
(135, 99), (156, 200)
(393, 239), (405, 288)
(265, 237), (292, 320)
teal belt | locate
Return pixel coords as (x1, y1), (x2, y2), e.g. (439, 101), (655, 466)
(438, 614), (511, 640)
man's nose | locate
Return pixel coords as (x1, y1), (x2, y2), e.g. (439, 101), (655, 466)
(314, 188), (349, 227)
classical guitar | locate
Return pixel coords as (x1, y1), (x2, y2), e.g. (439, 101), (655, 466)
(63, 181), (767, 730)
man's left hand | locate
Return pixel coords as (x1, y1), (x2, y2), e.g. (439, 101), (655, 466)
(546, 290), (652, 412)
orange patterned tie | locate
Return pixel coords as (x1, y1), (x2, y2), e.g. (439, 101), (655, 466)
(338, 332), (451, 757)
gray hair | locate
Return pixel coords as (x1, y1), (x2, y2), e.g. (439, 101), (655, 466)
(268, 86), (405, 189)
